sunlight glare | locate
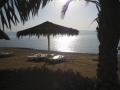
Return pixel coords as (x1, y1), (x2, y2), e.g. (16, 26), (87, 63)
(54, 36), (77, 52)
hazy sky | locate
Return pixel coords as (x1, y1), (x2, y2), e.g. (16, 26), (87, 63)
(6, 0), (98, 32)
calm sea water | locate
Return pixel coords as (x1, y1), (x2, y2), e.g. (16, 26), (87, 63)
(0, 31), (120, 54)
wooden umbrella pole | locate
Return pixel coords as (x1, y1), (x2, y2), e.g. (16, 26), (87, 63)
(47, 34), (50, 52)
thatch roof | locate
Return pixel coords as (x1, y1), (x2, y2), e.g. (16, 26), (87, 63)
(0, 29), (10, 40)
(17, 21), (79, 38)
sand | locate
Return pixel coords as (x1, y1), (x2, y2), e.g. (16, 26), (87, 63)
(0, 47), (120, 78)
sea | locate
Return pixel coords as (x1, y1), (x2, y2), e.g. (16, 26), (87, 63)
(0, 30), (120, 54)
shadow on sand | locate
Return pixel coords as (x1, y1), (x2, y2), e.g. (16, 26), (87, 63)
(0, 64), (95, 90)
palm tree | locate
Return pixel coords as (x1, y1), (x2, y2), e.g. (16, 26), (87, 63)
(96, 0), (120, 89)
(0, 0), (120, 89)
(62, 0), (120, 89)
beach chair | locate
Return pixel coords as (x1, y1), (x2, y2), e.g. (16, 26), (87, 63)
(27, 53), (47, 61)
(27, 53), (54, 61)
(48, 55), (64, 64)
(27, 53), (64, 64)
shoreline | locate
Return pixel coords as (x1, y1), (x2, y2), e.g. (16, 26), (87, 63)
(0, 47), (99, 55)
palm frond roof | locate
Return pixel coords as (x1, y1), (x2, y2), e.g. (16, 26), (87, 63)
(17, 21), (79, 38)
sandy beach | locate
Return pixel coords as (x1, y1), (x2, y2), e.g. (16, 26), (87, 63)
(0, 47), (120, 90)
(0, 47), (120, 78)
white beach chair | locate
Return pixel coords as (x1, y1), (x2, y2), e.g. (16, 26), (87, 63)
(27, 53), (54, 61)
(48, 55), (64, 64)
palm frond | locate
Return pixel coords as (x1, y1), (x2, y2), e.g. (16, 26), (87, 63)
(61, 0), (73, 18)
(0, 0), (8, 9)
(85, 0), (99, 5)
(85, 0), (100, 12)
(61, 0), (100, 18)
(89, 17), (98, 27)
(0, 0), (52, 30)
(0, 10), (8, 30)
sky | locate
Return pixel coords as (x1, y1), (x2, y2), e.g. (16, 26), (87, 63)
(5, 0), (98, 32)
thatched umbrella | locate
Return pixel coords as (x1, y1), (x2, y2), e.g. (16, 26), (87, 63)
(17, 21), (79, 51)
(0, 29), (10, 40)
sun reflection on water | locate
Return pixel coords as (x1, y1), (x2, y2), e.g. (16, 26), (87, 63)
(53, 35), (77, 52)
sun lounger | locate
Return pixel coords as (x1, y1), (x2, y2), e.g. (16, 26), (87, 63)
(27, 53), (64, 63)
(27, 53), (48, 61)
(48, 55), (64, 64)
(27, 53), (54, 61)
